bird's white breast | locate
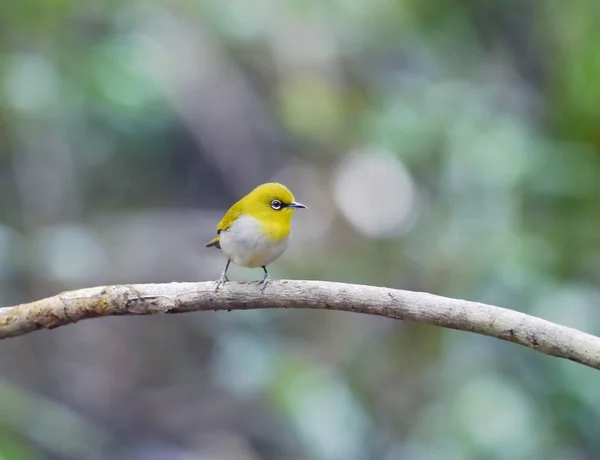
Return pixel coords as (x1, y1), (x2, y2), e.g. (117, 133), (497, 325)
(219, 215), (289, 268)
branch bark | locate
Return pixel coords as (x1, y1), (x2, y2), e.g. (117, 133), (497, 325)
(1, 280), (599, 370)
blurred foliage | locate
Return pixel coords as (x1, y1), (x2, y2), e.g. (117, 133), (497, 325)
(0, 0), (599, 459)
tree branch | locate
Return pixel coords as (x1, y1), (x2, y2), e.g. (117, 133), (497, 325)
(1, 280), (599, 370)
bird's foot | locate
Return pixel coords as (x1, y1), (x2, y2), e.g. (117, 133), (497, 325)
(213, 274), (229, 291)
(257, 274), (271, 293)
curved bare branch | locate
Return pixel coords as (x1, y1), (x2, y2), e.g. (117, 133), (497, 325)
(1, 281), (599, 370)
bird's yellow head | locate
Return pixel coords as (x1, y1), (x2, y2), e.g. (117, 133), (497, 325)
(240, 182), (306, 224)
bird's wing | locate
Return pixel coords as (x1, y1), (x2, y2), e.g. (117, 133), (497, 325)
(204, 203), (242, 249)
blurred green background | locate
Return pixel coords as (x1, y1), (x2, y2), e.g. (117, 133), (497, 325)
(1, 0), (600, 459)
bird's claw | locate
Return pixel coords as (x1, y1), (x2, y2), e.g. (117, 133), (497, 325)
(257, 275), (271, 293)
(214, 274), (229, 292)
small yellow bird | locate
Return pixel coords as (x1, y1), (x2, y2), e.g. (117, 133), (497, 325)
(205, 182), (306, 291)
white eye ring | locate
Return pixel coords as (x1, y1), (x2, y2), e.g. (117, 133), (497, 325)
(271, 200), (283, 210)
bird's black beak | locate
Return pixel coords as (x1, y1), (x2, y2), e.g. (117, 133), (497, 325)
(287, 201), (307, 209)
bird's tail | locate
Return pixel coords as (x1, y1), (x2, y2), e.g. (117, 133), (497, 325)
(205, 236), (221, 249)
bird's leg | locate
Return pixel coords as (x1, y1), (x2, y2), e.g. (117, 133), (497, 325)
(214, 260), (231, 291)
(258, 266), (271, 292)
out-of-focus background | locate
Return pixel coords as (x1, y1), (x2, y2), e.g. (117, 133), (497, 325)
(1, 0), (599, 459)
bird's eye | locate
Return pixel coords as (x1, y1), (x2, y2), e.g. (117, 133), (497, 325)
(271, 199), (282, 210)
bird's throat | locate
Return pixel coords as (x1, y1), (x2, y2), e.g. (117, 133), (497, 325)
(259, 220), (291, 243)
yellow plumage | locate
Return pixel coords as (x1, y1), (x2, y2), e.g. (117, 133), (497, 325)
(205, 182), (306, 291)
(206, 182), (294, 248)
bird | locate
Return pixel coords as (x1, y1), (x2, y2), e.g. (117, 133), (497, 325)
(205, 182), (306, 291)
